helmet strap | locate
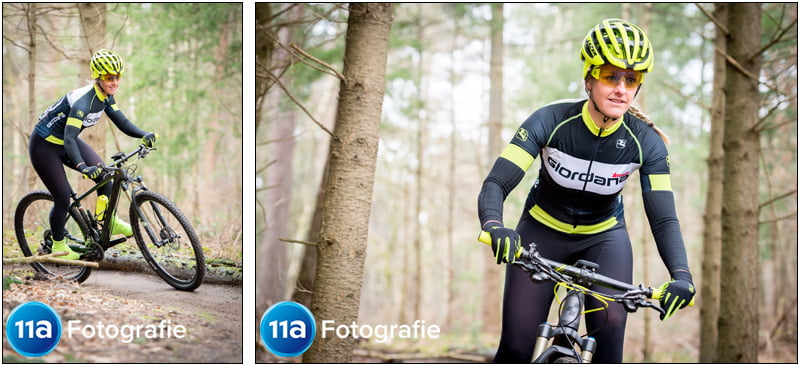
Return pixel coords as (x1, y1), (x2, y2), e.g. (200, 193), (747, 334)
(95, 78), (108, 97)
(585, 86), (615, 124)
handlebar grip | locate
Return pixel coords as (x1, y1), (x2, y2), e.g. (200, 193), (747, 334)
(478, 231), (491, 245)
(478, 231), (523, 258)
(651, 286), (664, 300)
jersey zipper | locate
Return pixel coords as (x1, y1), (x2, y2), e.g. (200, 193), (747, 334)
(572, 127), (604, 229)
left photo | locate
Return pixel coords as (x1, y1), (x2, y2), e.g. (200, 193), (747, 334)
(2, 3), (243, 363)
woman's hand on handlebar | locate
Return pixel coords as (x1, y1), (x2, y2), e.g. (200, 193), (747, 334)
(481, 223), (521, 264)
(79, 164), (101, 179)
(655, 279), (696, 320)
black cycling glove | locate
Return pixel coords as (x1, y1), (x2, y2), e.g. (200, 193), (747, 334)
(658, 279), (695, 320)
(485, 222), (520, 265)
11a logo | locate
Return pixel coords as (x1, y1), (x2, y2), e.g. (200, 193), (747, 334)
(14, 319), (54, 339)
(260, 301), (316, 357)
(269, 319), (308, 339)
(5, 302), (62, 357)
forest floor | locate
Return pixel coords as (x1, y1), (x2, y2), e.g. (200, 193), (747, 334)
(2, 269), (243, 363)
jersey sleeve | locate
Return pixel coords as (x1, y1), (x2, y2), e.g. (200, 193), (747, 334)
(105, 96), (147, 138)
(639, 132), (692, 281)
(62, 96), (92, 168)
(477, 108), (552, 228)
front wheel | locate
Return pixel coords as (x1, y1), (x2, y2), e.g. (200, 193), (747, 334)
(13, 190), (93, 282)
(130, 190), (205, 291)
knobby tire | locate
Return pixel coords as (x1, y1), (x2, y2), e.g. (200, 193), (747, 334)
(130, 190), (205, 291)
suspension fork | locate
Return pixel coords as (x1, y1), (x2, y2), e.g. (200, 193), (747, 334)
(531, 290), (593, 363)
(129, 182), (171, 247)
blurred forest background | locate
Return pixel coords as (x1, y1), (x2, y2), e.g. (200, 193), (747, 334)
(2, 4), (243, 262)
(258, 3), (796, 363)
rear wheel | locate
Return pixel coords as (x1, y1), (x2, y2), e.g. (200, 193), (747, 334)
(130, 190), (205, 291)
(13, 190), (93, 282)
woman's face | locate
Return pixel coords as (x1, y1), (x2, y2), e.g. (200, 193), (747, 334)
(585, 65), (641, 121)
(98, 74), (121, 96)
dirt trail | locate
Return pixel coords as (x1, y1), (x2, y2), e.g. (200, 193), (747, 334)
(2, 270), (243, 363)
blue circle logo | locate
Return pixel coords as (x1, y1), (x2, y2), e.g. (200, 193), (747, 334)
(260, 301), (316, 357)
(5, 301), (62, 357)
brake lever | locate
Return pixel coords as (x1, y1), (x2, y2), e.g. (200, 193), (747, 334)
(138, 145), (157, 159)
(633, 298), (665, 316)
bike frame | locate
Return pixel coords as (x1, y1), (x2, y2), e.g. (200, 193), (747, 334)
(67, 146), (152, 253)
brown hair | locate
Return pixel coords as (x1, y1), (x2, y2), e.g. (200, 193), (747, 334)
(628, 104), (670, 145)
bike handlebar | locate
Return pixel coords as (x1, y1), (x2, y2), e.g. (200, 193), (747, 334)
(478, 231), (669, 314)
(95, 144), (156, 172)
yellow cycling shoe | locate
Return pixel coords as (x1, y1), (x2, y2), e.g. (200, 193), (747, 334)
(51, 239), (80, 260)
(110, 215), (133, 237)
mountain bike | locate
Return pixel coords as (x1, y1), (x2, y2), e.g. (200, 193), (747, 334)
(13, 144), (205, 291)
(478, 231), (671, 363)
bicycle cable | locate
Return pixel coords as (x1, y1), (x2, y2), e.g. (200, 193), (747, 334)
(552, 281), (615, 340)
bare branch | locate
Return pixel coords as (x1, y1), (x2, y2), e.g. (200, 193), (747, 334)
(762, 116), (798, 131)
(33, 23), (75, 60)
(755, 95), (798, 132)
(3, 252), (100, 267)
(759, 189), (797, 210)
(751, 17), (798, 60)
(279, 237), (318, 246)
(262, 69), (334, 136)
(695, 3), (729, 35)
(715, 46), (782, 95)
(657, 80), (711, 110)
(759, 211), (797, 225)
(256, 159), (276, 176)
(290, 43), (346, 82)
(2, 34), (31, 52)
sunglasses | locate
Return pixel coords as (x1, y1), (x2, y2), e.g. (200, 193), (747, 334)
(590, 66), (643, 89)
(99, 74), (122, 82)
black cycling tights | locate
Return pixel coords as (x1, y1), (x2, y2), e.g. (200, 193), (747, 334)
(494, 214), (633, 363)
(29, 134), (110, 241)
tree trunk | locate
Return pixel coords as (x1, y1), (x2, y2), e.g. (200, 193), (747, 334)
(255, 3), (272, 132)
(716, 3), (762, 363)
(412, 2), (425, 324)
(482, 2), (504, 336)
(291, 154), (330, 308)
(444, 10), (463, 333)
(700, 3), (727, 362)
(257, 3), (298, 317)
(75, 3), (107, 206)
(25, 3), (38, 191)
(303, 3), (392, 363)
(636, 7), (655, 362)
(76, 3), (107, 156)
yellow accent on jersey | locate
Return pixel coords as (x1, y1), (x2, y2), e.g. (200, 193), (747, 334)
(529, 204), (618, 235)
(649, 174), (672, 191)
(500, 144), (535, 171)
(66, 117), (83, 128)
(45, 135), (64, 145)
(582, 102), (623, 136)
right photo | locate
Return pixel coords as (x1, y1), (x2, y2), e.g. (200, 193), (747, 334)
(256, 3), (797, 363)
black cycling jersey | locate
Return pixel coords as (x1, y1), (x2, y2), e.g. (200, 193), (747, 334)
(478, 99), (690, 281)
(34, 83), (146, 167)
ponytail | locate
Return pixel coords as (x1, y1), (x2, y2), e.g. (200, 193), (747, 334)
(628, 104), (670, 145)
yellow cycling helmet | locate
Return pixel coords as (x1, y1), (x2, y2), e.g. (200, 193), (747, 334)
(580, 19), (653, 80)
(90, 49), (125, 79)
